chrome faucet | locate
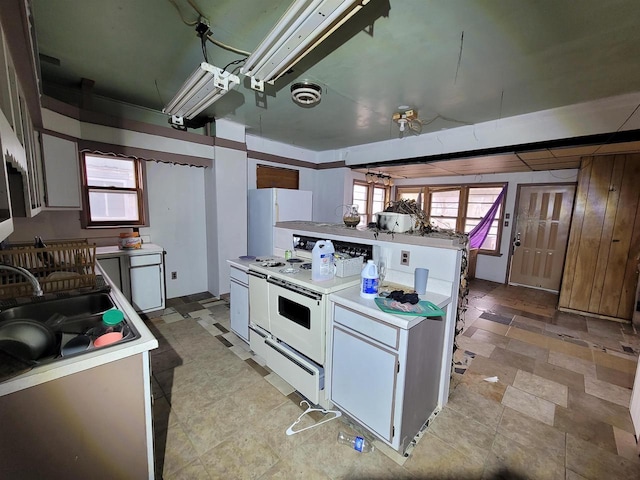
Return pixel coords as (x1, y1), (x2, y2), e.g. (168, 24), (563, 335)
(0, 264), (44, 297)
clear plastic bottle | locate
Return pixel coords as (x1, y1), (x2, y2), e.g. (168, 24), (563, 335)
(337, 431), (374, 453)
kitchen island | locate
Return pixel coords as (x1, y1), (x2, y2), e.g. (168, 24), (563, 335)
(328, 286), (452, 454)
(0, 266), (158, 480)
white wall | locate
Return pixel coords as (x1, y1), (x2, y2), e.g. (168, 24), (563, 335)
(139, 162), (208, 298)
(312, 167), (355, 223)
(394, 169), (579, 282)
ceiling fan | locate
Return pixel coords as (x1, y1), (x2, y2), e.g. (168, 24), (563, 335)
(392, 109), (423, 138)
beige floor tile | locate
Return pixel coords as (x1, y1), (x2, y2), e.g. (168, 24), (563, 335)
(497, 407), (566, 463)
(613, 426), (640, 464)
(548, 350), (597, 377)
(553, 405), (617, 454)
(188, 308), (212, 319)
(501, 385), (556, 426)
(566, 469), (589, 480)
(584, 375), (632, 408)
(567, 388), (635, 433)
(162, 312), (185, 324)
(447, 383), (505, 430)
(533, 361), (585, 391)
(513, 370), (568, 407)
(164, 458), (211, 480)
(507, 337), (549, 362)
(546, 337), (593, 361)
(199, 430), (280, 480)
(156, 423), (201, 478)
(471, 317), (511, 335)
(586, 318), (626, 340)
(471, 328), (511, 348)
(506, 326), (550, 348)
(459, 369), (509, 403)
(483, 432), (565, 480)
(592, 350), (637, 374)
(404, 431), (486, 479)
(229, 344), (252, 360)
(489, 347), (536, 373)
(257, 458), (331, 480)
(566, 433), (640, 480)
(265, 372), (296, 396)
(456, 334), (496, 358)
(427, 406), (495, 464)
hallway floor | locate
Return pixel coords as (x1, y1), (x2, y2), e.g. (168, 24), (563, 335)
(147, 280), (640, 479)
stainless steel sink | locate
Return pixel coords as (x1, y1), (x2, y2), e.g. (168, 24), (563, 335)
(0, 293), (115, 323)
(0, 293), (141, 365)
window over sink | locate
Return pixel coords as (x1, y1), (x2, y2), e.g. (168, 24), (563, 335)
(80, 153), (147, 228)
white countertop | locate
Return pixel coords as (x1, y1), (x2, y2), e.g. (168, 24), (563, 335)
(227, 257), (255, 272)
(96, 243), (164, 257)
(0, 265), (159, 397)
(329, 285), (451, 329)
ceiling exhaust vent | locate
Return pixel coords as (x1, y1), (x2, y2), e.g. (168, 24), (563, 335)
(291, 82), (322, 106)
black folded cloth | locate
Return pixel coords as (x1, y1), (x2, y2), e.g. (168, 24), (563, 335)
(387, 290), (420, 305)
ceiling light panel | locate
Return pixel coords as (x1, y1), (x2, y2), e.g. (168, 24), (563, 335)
(241, 0), (370, 84)
(163, 62), (239, 119)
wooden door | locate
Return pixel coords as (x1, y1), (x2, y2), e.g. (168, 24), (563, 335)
(509, 184), (576, 292)
(559, 154), (640, 320)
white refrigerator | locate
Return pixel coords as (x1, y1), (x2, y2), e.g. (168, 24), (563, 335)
(248, 188), (313, 257)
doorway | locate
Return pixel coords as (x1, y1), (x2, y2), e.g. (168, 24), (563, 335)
(508, 184), (576, 292)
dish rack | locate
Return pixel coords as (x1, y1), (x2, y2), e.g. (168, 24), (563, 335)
(0, 239), (97, 299)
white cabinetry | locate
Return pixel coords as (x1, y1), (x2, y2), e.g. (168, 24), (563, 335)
(229, 262), (249, 342)
(97, 246), (165, 314)
(41, 133), (81, 209)
(130, 253), (164, 313)
(330, 302), (446, 454)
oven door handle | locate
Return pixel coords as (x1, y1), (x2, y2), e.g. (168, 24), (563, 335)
(265, 339), (315, 376)
(267, 277), (322, 301)
(248, 270), (267, 280)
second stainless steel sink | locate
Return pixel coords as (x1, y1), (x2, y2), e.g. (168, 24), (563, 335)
(0, 293), (115, 323)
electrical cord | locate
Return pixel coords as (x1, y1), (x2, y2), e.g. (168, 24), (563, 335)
(206, 32), (251, 56)
(222, 58), (246, 74)
(168, 0), (197, 26)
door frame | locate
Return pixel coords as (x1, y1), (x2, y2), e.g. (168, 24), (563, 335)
(505, 182), (577, 291)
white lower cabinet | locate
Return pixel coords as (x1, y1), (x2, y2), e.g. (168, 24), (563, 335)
(229, 265), (249, 341)
(330, 303), (446, 454)
(98, 249), (165, 314)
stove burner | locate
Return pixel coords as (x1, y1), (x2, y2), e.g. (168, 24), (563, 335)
(287, 258), (303, 263)
(279, 267), (300, 274)
(300, 263), (312, 270)
(261, 261), (285, 267)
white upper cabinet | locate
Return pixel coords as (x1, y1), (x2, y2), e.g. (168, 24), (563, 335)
(41, 133), (81, 209)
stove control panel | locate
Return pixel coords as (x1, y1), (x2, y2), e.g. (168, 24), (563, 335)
(292, 234), (373, 261)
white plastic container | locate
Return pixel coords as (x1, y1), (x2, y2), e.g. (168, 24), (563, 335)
(312, 240), (335, 281)
(360, 260), (379, 299)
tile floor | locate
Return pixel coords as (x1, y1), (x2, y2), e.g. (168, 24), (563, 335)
(146, 280), (640, 479)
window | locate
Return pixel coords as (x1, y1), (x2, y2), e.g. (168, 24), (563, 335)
(397, 183), (505, 254)
(352, 181), (389, 224)
(81, 153), (146, 227)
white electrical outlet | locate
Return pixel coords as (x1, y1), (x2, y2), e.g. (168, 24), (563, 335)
(401, 250), (410, 266)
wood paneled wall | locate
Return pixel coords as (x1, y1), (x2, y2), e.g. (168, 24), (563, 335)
(559, 154), (640, 321)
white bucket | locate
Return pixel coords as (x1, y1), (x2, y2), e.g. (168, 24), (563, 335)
(312, 240), (335, 281)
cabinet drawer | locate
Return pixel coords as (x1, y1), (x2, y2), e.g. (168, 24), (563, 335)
(334, 305), (399, 349)
(229, 265), (248, 284)
(130, 253), (162, 267)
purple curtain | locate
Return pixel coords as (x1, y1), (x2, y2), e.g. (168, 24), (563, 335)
(468, 186), (506, 249)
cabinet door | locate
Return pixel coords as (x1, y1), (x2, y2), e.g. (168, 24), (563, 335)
(230, 279), (249, 341)
(331, 325), (397, 441)
(130, 264), (163, 313)
(41, 133), (81, 208)
(99, 257), (123, 292)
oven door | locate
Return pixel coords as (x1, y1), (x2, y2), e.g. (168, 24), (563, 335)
(248, 270), (269, 331)
(267, 277), (326, 365)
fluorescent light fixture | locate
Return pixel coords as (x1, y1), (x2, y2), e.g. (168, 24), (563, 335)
(163, 62), (240, 119)
(241, 0), (370, 88)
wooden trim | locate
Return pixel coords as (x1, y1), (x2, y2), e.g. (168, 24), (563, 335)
(41, 96), (214, 146)
(215, 137), (247, 151)
(557, 306), (631, 324)
(318, 161), (347, 169)
(248, 150), (317, 169)
(78, 140), (211, 168)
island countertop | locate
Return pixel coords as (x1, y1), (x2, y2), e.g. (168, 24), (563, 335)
(329, 285), (451, 329)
